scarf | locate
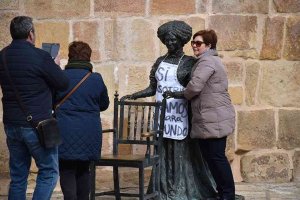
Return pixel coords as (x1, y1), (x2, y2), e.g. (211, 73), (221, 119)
(64, 60), (93, 72)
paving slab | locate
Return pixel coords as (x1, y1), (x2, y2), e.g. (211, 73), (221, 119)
(0, 173), (299, 200)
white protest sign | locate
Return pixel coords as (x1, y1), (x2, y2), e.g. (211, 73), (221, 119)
(155, 61), (188, 140)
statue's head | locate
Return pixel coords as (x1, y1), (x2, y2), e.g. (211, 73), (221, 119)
(157, 20), (192, 52)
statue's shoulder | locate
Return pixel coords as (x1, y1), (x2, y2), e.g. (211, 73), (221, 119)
(151, 55), (165, 68)
(183, 55), (196, 62)
(155, 55), (166, 64)
(150, 56), (165, 75)
(181, 55), (196, 68)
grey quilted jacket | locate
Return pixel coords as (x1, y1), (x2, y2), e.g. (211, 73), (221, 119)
(184, 49), (235, 139)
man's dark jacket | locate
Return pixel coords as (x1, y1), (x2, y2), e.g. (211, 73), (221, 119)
(0, 40), (69, 127)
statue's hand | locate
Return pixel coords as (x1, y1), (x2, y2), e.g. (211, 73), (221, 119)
(120, 94), (138, 101)
(163, 91), (174, 99)
(120, 95), (131, 101)
(163, 91), (184, 99)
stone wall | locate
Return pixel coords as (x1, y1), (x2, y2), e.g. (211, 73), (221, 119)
(0, 0), (299, 184)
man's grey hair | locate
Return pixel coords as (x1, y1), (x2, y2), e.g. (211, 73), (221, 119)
(10, 16), (34, 40)
(157, 20), (192, 46)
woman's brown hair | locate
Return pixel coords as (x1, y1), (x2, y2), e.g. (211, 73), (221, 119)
(68, 41), (92, 61)
(193, 30), (218, 49)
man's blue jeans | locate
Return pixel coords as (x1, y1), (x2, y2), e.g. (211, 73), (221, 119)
(4, 125), (59, 200)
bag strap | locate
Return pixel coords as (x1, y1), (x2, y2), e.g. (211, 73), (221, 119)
(55, 72), (91, 109)
(1, 48), (33, 123)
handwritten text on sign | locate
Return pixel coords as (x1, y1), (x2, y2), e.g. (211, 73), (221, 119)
(155, 62), (188, 140)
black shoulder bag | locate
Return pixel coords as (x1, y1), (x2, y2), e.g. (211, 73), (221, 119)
(39, 71), (91, 147)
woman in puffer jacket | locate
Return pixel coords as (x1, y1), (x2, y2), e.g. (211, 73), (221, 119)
(165, 29), (235, 200)
(55, 41), (109, 200)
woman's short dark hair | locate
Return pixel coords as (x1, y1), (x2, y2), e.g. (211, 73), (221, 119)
(10, 16), (34, 40)
(193, 30), (218, 49)
(68, 41), (92, 61)
(157, 20), (192, 46)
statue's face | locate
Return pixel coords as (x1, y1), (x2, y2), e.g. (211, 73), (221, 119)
(164, 32), (182, 53)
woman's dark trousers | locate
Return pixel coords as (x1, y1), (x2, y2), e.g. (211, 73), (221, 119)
(59, 160), (91, 200)
(198, 136), (235, 200)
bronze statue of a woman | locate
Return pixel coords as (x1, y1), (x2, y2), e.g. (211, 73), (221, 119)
(122, 20), (217, 200)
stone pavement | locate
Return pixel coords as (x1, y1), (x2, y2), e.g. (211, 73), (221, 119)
(0, 172), (299, 200)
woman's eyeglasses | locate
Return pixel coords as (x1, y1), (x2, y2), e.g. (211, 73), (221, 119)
(191, 40), (204, 47)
